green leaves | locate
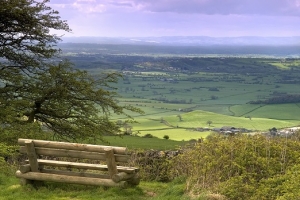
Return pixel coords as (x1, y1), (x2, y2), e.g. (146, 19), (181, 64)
(1, 60), (140, 141)
(0, 0), (141, 142)
(171, 133), (300, 199)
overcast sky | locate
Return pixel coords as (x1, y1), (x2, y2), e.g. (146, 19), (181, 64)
(49, 0), (300, 37)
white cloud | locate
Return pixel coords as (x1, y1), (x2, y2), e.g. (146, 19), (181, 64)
(72, 1), (106, 13)
(127, 0), (300, 16)
(49, 0), (300, 37)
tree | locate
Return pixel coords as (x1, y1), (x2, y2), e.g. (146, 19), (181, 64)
(211, 95), (218, 100)
(177, 114), (183, 122)
(269, 127), (278, 136)
(207, 120), (213, 126)
(163, 135), (169, 140)
(0, 0), (70, 73)
(0, 1), (141, 142)
(1, 61), (141, 141)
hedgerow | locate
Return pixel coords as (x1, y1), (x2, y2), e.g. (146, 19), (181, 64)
(170, 132), (300, 199)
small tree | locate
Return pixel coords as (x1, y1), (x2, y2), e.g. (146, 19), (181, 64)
(177, 114), (183, 121)
(207, 120), (213, 126)
(211, 95), (218, 100)
(163, 135), (169, 140)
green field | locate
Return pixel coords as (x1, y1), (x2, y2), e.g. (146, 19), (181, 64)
(230, 103), (300, 120)
(100, 135), (188, 150)
(63, 50), (300, 141)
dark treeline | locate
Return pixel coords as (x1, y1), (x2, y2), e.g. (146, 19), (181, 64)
(248, 94), (300, 104)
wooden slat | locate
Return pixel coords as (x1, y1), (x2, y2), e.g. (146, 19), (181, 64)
(15, 170), (128, 188)
(40, 168), (111, 179)
(18, 138), (127, 154)
(35, 159), (139, 173)
(19, 147), (129, 162)
(25, 140), (39, 172)
(105, 148), (118, 178)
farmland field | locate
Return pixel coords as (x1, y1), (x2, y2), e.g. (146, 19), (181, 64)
(60, 44), (300, 142)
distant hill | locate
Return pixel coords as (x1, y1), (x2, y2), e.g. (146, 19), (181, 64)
(61, 36), (300, 46)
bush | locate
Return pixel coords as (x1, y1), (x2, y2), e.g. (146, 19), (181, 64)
(130, 149), (172, 182)
(163, 135), (169, 140)
(170, 134), (300, 199)
(251, 164), (300, 200)
(143, 133), (155, 138)
(0, 143), (18, 176)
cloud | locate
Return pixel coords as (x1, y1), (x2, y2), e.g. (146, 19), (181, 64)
(49, 0), (300, 16)
(72, 2), (106, 13)
(48, 0), (300, 37)
(129, 0), (300, 16)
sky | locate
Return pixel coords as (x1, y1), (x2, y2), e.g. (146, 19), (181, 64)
(49, 0), (300, 37)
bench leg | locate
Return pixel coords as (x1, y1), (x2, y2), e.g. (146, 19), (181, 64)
(128, 173), (140, 186)
(20, 178), (44, 187)
(20, 178), (33, 186)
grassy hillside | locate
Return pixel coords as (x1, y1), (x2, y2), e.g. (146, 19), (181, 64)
(101, 135), (188, 150)
(164, 110), (299, 131)
(230, 103), (300, 120)
(110, 109), (300, 143)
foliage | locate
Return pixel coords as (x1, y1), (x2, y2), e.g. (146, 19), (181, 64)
(0, 0), (141, 142)
(206, 120), (212, 126)
(3, 61), (141, 141)
(249, 164), (300, 200)
(170, 133), (300, 199)
(0, 142), (18, 176)
(143, 133), (155, 138)
(130, 149), (174, 182)
(0, 0), (69, 140)
(248, 94), (300, 104)
(0, 0), (70, 72)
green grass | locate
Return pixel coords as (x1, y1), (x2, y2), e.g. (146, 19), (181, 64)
(246, 104), (300, 120)
(112, 103), (299, 143)
(100, 135), (187, 150)
(165, 110), (299, 131)
(231, 103), (300, 120)
(229, 104), (263, 116)
(0, 175), (191, 200)
(99, 57), (300, 142)
(137, 129), (211, 141)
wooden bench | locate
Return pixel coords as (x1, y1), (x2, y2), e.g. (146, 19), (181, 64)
(15, 138), (140, 188)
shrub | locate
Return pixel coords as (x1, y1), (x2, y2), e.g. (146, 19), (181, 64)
(0, 143), (18, 176)
(163, 135), (169, 140)
(251, 164), (300, 200)
(170, 134), (300, 199)
(143, 133), (154, 138)
(130, 149), (172, 182)
(208, 87), (219, 91)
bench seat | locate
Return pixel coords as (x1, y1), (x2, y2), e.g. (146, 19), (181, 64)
(29, 159), (139, 173)
(16, 139), (140, 187)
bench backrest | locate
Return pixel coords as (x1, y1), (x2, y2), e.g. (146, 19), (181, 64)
(18, 138), (130, 163)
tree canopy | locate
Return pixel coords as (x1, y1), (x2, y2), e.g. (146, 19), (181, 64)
(0, 0), (140, 142)
(0, 0), (70, 71)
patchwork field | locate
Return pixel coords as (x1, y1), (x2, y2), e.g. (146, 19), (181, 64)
(61, 46), (300, 142)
